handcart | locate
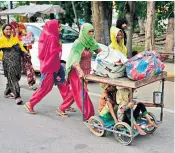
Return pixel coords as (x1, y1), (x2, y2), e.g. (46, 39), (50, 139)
(82, 71), (167, 145)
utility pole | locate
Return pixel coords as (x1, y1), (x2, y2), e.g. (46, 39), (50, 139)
(7, 1), (13, 24)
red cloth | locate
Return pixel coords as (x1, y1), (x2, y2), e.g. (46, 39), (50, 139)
(10, 21), (18, 30)
(28, 73), (74, 108)
(38, 19), (62, 73)
(59, 69), (95, 120)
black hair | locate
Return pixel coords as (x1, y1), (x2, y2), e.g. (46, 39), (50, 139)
(2, 24), (12, 31)
(50, 13), (55, 20)
(116, 18), (128, 29)
(116, 18), (128, 45)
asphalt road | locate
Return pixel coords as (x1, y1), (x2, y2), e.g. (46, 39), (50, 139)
(0, 63), (174, 153)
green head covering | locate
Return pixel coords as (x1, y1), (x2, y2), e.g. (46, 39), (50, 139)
(78, 23), (98, 51)
(65, 23), (100, 77)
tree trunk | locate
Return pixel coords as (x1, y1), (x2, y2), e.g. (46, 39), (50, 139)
(138, 17), (145, 35)
(145, 1), (155, 51)
(165, 17), (174, 53)
(91, 1), (112, 45)
(125, 1), (136, 58)
(71, 1), (80, 31)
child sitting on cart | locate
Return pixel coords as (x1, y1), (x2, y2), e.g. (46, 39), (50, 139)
(98, 84), (118, 124)
(116, 88), (158, 135)
(99, 84), (158, 136)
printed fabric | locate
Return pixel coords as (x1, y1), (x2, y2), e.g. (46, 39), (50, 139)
(126, 51), (165, 81)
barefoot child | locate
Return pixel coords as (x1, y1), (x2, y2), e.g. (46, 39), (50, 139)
(98, 84), (118, 124)
(116, 88), (158, 135)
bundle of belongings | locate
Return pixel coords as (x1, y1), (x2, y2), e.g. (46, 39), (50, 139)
(93, 49), (165, 81)
(92, 46), (128, 79)
(126, 51), (165, 81)
(19, 32), (35, 47)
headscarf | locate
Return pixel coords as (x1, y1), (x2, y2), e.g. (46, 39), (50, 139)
(38, 19), (60, 60)
(65, 23), (99, 77)
(10, 21), (18, 37)
(10, 21), (18, 30)
(0, 24), (27, 53)
(18, 22), (27, 35)
(109, 26), (127, 57)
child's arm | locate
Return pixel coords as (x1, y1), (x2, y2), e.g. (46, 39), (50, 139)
(104, 96), (118, 124)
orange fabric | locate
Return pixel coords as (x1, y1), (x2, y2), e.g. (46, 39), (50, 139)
(18, 22), (27, 35)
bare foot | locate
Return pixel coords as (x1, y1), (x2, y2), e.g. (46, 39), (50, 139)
(148, 122), (158, 128)
(114, 120), (118, 125)
(138, 128), (147, 136)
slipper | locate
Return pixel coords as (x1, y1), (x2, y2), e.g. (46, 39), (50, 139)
(56, 109), (69, 118)
(4, 93), (15, 99)
(24, 103), (36, 114)
(65, 107), (76, 112)
(16, 97), (23, 105)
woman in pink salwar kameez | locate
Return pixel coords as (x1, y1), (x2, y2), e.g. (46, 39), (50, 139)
(24, 19), (74, 115)
(57, 23), (102, 120)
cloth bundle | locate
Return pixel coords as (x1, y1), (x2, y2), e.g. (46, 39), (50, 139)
(126, 51), (165, 81)
(93, 47), (128, 79)
(19, 32), (35, 47)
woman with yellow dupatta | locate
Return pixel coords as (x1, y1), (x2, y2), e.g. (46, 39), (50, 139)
(109, 26), (127, 57)
(0, 24), (28, 104)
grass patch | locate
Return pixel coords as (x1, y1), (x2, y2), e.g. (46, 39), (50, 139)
(132, 46), (145, 52)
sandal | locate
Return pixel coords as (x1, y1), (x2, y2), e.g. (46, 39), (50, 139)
(65, 107), (76, 112)
(56, 109), (69, 118)
(4, 93), (15, 99)
(24, 102), (36, 114)
(15, 97), (23, 105)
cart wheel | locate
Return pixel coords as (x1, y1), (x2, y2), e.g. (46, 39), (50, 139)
(113, 122), (132, 145)
(88, 116), (105, 137)
(142, 112), (157, 134)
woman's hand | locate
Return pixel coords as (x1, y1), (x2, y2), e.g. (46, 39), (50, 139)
(77, 68), (85, 78)
(73, 63), (85, 78)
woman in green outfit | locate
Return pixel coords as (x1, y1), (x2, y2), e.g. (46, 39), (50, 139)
(58, 23), (102, 120)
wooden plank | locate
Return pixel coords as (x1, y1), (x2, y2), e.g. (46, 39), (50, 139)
(134, 71), (167, 88)
(85, 72), (167, 89)
(165, 77), (174, 82)
(155, 41), (165, 45)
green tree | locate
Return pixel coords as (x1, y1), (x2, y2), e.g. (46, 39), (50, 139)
(51, 1), (92, 26)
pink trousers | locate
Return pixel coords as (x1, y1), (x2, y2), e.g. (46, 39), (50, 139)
(59, 69), (95, 120)
(28, 73), (74, 108)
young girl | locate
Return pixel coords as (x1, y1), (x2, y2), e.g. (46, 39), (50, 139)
(98, 84), (118, 124)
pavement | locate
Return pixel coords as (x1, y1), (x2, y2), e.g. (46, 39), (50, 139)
(0, 62), (174, 153)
